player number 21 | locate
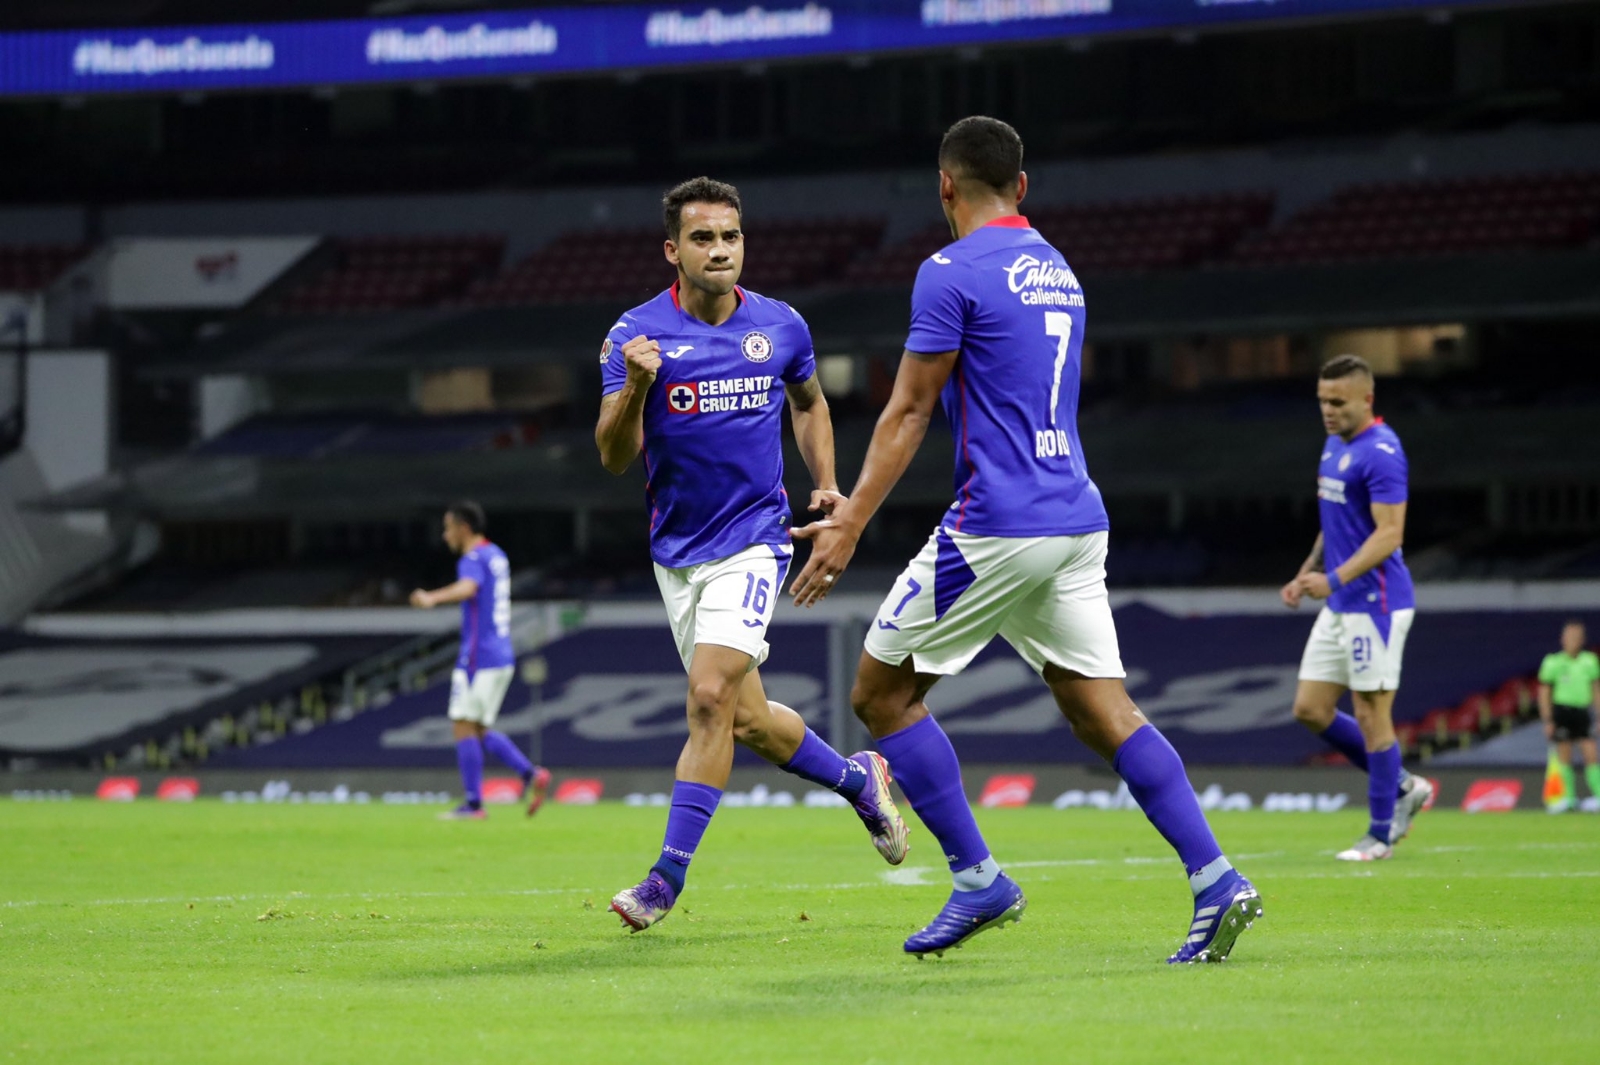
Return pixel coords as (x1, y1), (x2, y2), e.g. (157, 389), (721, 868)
(1044, 311), (1073, 426)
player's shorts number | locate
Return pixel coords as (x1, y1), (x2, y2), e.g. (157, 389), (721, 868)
(1352, 635), (1372, 664)
(742, 573), (770, 614)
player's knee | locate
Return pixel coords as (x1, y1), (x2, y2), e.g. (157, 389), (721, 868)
(687, 677), (738, 728)
(1293, 701), (1334, 729)
(850, 678), (896, 732)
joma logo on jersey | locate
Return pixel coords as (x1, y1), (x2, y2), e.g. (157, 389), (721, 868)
(1004, 253), (1082, 294)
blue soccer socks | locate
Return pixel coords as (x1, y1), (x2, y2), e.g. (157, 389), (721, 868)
(651, 780), (723, 893)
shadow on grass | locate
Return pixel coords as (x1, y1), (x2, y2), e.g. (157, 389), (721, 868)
(380, 925), (793, 981)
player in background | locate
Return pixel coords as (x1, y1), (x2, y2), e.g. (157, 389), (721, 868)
(1537, 619), (1600, 813)
(1281, 356), (1431, 859)
(790, 117), (1260, 963)
(410, 501), (550, 820)
(595, 177), (908, 932)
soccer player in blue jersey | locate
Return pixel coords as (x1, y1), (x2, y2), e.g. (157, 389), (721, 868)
(410, 501), (550, 820)
(595, 177), (908, 932)
(791, 117), (1260, 963)
(1281, 355), (1431, 860)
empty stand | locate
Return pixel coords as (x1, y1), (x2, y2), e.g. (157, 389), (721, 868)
(0, 244), (88, 290)
(194, 411), (536, 460)
(1232, 171), (1600, 266)
(459, 218), (885, 306)
(846, 193), (1272, 286)
(274, 235), (503, 314)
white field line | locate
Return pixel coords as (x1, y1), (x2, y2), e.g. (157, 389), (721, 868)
(4, 841), (1596, 910)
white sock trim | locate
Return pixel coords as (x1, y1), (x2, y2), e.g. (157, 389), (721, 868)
(1188, 856), (1234, 896)
(952, 856), (1001, 892)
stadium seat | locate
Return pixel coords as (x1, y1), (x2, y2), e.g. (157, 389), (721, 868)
(274, 235), (504, 314)
(846, 192), (1273, 286)
(1230, 171), (1600, 266)
(0, 244), (90, 290)
(458, 218), (886, 307)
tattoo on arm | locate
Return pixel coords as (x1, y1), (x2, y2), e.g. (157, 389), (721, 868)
(786, 374), (824, 410)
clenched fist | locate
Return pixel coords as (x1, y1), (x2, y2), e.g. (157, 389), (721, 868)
(622, 336), (663, 386)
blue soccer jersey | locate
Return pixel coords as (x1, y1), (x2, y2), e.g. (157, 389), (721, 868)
(905, 216), (1108, 537)
(601, 283), (816, 569)
(1317, 418), (1415, 618)
(457, 542), (514, 674)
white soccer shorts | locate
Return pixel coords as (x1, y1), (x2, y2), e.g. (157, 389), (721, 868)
(1297, 606), (1414, 692)
(447, 665), (516, 726)
(864, 527), (1125, 678)
(654, 543), (792, 673)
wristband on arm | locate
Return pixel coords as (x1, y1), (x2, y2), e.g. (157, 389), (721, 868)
(1327, 571), (1344, 592)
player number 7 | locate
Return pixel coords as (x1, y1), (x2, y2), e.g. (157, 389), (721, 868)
(1045, 311), (1073, 426)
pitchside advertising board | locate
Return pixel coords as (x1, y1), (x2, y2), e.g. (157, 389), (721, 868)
(211, 604), (1577, 770)
(0, 0), (1543, 97)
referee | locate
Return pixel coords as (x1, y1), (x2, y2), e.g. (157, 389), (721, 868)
(1538, 619), (1600, 812)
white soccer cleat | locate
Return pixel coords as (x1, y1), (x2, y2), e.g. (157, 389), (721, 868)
(1335, 834), (1393, 862)
(1389, 774), (1433, 843)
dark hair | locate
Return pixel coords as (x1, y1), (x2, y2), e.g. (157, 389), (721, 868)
(938, 116), (1024, 194)
(1320, 354), (1374, 381)
(663, 176), (742, 240)
(446, 500), (486, 535)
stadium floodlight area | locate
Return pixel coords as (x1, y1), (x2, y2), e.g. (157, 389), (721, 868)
(0, 0), (1556, 98)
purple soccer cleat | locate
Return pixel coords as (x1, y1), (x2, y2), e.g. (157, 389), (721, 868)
(1167, 871), (1262, 964)
(610, 871), (678, 933)
(850, 751), (909, 865)
(904, 873), (1026, 958)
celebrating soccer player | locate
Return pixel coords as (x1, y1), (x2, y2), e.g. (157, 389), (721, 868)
(410, 501), (551, 820)
(595, 178), (909, 933)
(1537, 619), (1600, 812)
(1280, 356), (1431, 859)
(790, 117), (1261, 963)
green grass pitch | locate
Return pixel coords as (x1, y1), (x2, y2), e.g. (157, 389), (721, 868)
(3, 799), (1597, 1064)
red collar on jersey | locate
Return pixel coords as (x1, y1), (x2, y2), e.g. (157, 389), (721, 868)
(983, 215), (1032, 229)
(1350, 416), (1385, 440)
(669, 279), (746, 311)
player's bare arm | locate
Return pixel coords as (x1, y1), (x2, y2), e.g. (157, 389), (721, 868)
(1297, 501), (1405, 600)
(1281, 533), (1324, 608)
(790, 348), (957, 606)
(595, 336), (661, 474)
(785, 373), (844, 517)
(409, 577), (479, 609)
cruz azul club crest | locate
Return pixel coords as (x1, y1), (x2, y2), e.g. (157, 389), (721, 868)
(667, 381), (699, 414)
(741, 331), (774, 363)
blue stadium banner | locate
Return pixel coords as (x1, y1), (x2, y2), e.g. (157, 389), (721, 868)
(0, 1), (1536, 97)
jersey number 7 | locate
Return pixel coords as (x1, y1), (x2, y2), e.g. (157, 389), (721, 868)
(1045, 311), (1073, 426)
